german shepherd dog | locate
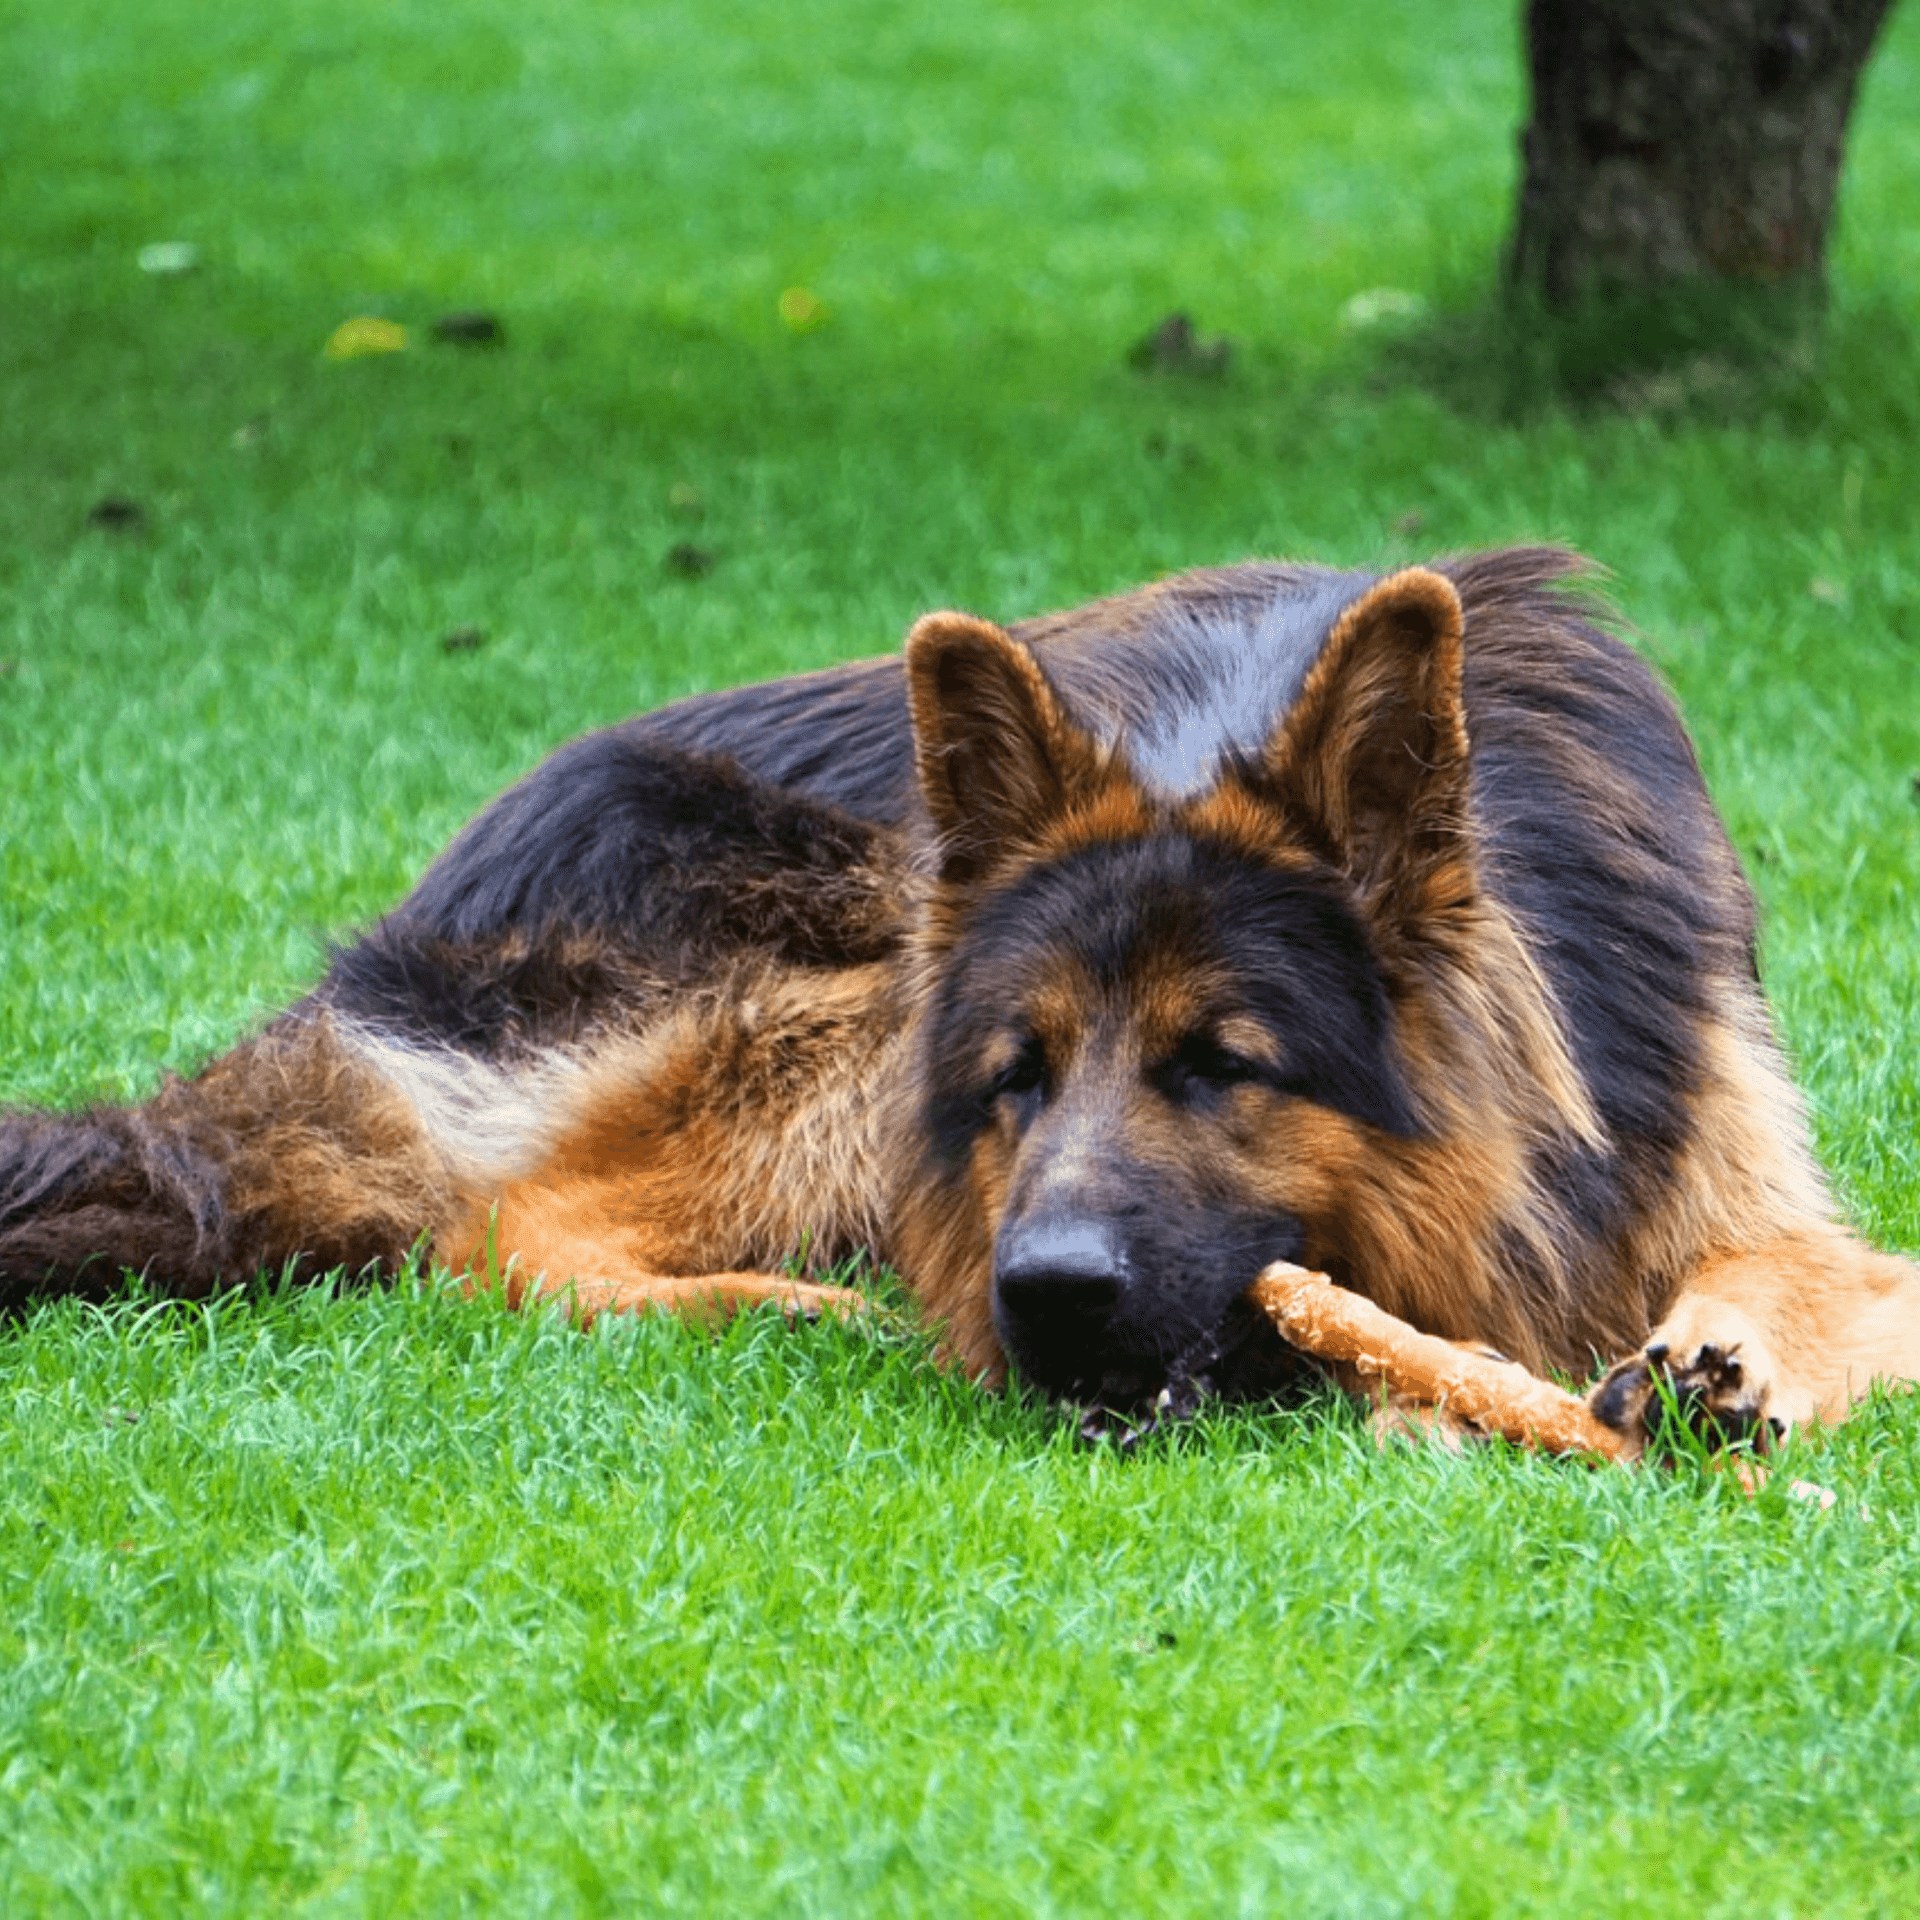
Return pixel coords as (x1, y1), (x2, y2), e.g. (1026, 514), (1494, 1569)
(5, 549), (1918, 1452)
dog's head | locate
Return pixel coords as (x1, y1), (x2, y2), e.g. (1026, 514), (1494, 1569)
(892, 568), (1478, 1410)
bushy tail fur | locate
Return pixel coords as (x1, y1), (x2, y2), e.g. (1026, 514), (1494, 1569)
(0, 1009), (451, 1309)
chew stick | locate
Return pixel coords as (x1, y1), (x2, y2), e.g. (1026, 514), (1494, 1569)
(1248, 1262), (1629, 1460)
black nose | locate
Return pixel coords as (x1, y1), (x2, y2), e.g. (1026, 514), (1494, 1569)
(992, 1215), (1131, 1387)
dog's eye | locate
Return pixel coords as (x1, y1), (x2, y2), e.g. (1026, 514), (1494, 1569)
(1158, 1033), (1260, 1103)
(987, 1037), (1047, 1104)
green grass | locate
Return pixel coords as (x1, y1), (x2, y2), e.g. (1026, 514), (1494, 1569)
(3, 0), (1919, 1910)
(11, 1283), (1920, 1913)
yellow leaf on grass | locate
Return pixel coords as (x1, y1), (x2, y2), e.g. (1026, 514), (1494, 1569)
(777, 286), (828, 333)
(324, 316), (410, 360)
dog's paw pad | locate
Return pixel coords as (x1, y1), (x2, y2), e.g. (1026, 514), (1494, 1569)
(1591, 1339), (1781, 1456)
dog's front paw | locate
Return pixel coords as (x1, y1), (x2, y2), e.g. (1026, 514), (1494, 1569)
(1590, 1339), (1785, 1457)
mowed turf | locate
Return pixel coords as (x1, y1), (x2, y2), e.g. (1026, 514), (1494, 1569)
(3, 1), (1919, 1910)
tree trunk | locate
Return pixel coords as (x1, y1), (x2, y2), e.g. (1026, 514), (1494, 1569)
(1509, 0), (1896, 309)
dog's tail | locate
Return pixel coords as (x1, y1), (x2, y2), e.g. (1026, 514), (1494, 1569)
(0, 1008), (453, 1309)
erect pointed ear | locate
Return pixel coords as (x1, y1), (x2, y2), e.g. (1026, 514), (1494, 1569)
(906, 611), (1101, 886)
(1265, 567), (1474, 915)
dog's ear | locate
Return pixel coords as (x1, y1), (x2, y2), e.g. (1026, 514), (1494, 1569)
(906, 612), (1100, 886)
(1263, 568), (1474, 920)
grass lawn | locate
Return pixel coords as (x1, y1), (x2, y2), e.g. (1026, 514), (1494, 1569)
(4, 0), (1920, 1910)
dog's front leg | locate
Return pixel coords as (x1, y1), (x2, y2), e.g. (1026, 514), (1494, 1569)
(1590, 1230), (1920, 1455)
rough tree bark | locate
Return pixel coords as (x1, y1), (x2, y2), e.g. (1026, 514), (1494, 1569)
(1509, 0), (1896, 309)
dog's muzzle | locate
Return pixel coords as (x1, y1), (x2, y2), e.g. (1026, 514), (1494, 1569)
(994, 1211), (1311, 1420)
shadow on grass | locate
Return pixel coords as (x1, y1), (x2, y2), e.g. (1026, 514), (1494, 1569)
(1355, 278), (1871, 426)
